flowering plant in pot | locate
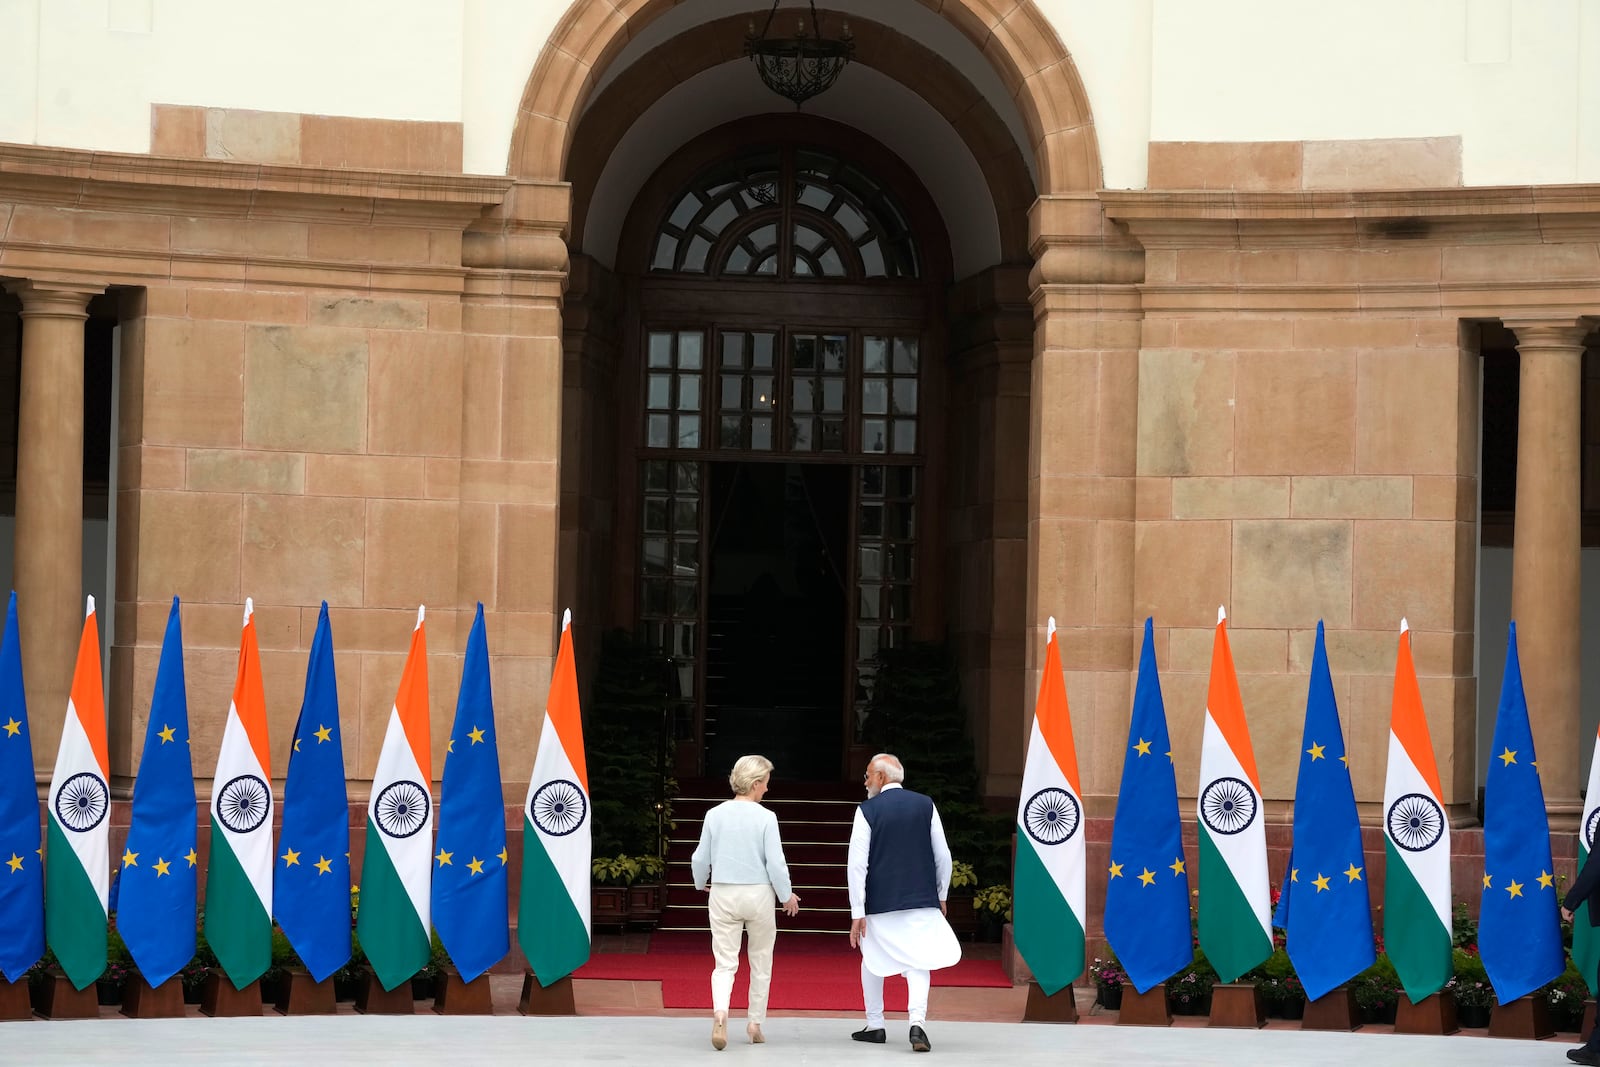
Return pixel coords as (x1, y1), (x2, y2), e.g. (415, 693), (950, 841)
(1450, 948), (1495, 1027)
(1091, 954), (1127, 1009)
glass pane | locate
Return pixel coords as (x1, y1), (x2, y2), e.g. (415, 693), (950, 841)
(795, 223), (825, 254)
(704, 199), (738, 234)
(749, 224), (777, 253)
(887, 544), (912, 580)
(676, 666), (694, 700)
(753, 376), (774, 410)
(864, 419), (887, 453)
(678, 332), (703, 369)
(820, 418), (845, 451)
(753, 333), (775, 368)
(678, 415), (700, 448)
(647, 414), (671, 448)
(674, 540), (698, 575)
(648, 375), (672, 410)
(673, 581), (698, 615)
(890, 501), (914, 538)
(864, 337), (888, 373)
(888, 585), (912, 621)
(643, 538), (669, 574)
(893, 420), (916, 454)
(798, 183), (832, 211)
(726, 247), (752, 273)
(684, 235), (711, 272)
(859, 545), (881, 579)
(648, 333), (673, 368)
(835, 201), (868, 239)
(862, 379), (888, 415)
(860, 502), (883, 538)
(890, 466), (915, 497)
(644, 498), (668, 532)
(858, 585), (881, 621)
(644, 460), (670, 492)
(668, 194), (699, 231)
(858, 626), (880, 661)
(722, 334), (745, 368)
(644, 578), (669, 616)
(792, 418), (813, 451)
(822, 380), (845, 413)
(860, 239), (885, 277)
(893, 337), (919, 373)
(793, 256), (813, 277)
(674, 621), (696, 657)
(720, 415), (743, 448)
(678, 375), (700, 411)
(822, 336), (846, 371)
(751, 416), (772, 451)
(721, 375), (743, 410)
(793, 336), (816, 370)
(793, 379), (815, 413)
(676, 461), (700, 491)
(652, 235), (677, 271)
(893, 380), (918, 415)
(674, 499), (698, 533)
(755, 253), (777, 275)
(861, 466), (884, 497)
(819, 247), (844, 276)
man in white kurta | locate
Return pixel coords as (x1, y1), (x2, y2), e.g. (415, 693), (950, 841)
(847, 753), (961, 1053)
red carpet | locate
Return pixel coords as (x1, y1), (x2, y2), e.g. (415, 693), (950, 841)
(575, 932), (1011, 1011)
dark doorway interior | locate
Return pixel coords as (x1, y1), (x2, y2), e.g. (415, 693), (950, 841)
(703, 462), (848, 781)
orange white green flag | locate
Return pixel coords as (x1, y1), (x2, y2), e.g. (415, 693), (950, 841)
(46, 597), (110, 990)
(1011, 617), (1086, 996)
(204, 598), (274, 988)
(1576, 721), (1600, 994)
(1382, 618), (1452, 1002)
(1196, 606), (1271, 983)
(357, 606), (434, 991)
(519, 610), (590, 985)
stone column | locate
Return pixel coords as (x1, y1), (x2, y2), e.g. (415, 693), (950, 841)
(5, 280), (102, 752)
(1505, 318), (1591, 813)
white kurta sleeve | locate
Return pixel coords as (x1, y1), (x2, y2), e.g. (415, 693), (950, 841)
(930, 804), (952, 900)
(847, 808), (871, 919)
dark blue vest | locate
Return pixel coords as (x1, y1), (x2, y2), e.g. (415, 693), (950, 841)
(861, 787), (940, 915)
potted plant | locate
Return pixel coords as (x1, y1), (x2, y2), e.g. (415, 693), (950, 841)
(99, 926), (133, 1005)
(946, 861), (978, 939)
(261, 926), (301, 1005)
(592, 854), (638, 927)
(627, 853), (666, 929)
(973, 883), (1012, 942)
(1543, 960), (1590, 1033)
(332, 884), (365, 1002)
(1350, 955), (1401, 1024)
(1167, 950), (1216, 1015)
(414, 931), (446, 1000)
(1249, 947), (1303, 1019)
(1092, 953), (1128, 1010)
(1451, 947), (1495, 1028)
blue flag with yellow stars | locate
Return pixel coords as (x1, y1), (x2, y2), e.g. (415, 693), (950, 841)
(273, 602), (351, 982)
(117, 597), (198, 987)
(1277, 622), (1374, 1001)
(432, 604), (510, 981)
(1104, 619), (1192, 993)
(1479, 621), (1564, 1003)
(0, 592), (43, 981)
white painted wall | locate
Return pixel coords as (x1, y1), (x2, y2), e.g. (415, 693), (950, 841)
(0, 1), (1595, 188)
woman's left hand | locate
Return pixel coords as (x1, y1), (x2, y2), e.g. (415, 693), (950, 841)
(782, 893), (800, 917)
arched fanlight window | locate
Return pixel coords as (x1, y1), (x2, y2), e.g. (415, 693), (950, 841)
(651, 147), (919, 280)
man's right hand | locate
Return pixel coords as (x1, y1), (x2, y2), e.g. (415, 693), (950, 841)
(849, 917), (867, 949)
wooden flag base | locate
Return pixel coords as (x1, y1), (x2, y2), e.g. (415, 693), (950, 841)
(201, 973), (262, 1017)
(518, 974), (575, 1016)
(1489, 994), (1553, 1040)
(274, 969), (336, 1015)
(1301, 986), (1359, 1031)
(121, 976), (184, 1018)
(1395, 991), (1458, 1035)
(355, 972), (414, 1015)
(1207, 982), (1265, 1028)
(0, 977), (32, 1021)
(31, 971), (98, 1019)
(1116, 984), (1171, 1026)
(1022, 981), (1078, 1023)
(1580, 999), (1596, 1041)
(434, 968), (493, 1015)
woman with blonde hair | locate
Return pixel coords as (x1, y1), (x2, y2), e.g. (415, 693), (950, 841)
(690, 754), (801, 1050)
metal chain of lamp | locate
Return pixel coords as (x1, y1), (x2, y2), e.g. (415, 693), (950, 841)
(744, 1), (854, 109)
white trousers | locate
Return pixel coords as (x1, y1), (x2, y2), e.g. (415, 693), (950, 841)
(708, 883), (777, 1023)
(861, 959), (931, 1027)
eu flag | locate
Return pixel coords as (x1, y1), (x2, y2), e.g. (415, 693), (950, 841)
(273, 602), (351, 982)
(1104, 619), (1192, 993)
(1277, 622), (1374, 1001)
(1479, 622), (1564, 1002)
(432, 604), (509, 981)
(0, 592), (43, 981)
(117, 598), (198, 987)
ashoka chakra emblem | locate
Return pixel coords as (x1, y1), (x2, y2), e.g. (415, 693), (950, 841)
(1023, 787), (1080, 846)
(1200, 777), (1257, 836)
(1386, 792), (1444, 853)
(1587, 808), (1600, 852)
(54, 771), (109, 833)
(217, 774), (271, 834)
(375, 780), (430, 839)
(530, 779), (586, 837)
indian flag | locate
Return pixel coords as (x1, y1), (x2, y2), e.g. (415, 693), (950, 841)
(1576, 723), (1600, 994)
(1382, 618), (1452, 1003)
(357, 606), (433, 991)
(1196, 606), (1271, 983)
(1011, 617), (1086, 996)
(205, 598), (274, 988)
(519, 610), (590, 985)
(46, 598), (110, 990)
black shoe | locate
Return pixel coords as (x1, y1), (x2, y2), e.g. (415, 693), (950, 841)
(851, 1026), (886, 1043)
(909, 1025), (930, 1053)
(1568, 1049), (1600, 1066)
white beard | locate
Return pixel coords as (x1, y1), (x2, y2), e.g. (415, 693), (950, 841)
(866, 784), (881, 798)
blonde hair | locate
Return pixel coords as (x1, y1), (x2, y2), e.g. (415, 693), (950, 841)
(729, 754), (774, 796)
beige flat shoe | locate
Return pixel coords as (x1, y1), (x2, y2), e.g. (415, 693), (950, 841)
(712, 1012), (728, 1051)
(747, 1023), (764, 1044)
